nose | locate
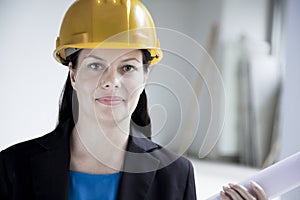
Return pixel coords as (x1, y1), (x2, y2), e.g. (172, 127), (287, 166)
(100, 67), (121, 89)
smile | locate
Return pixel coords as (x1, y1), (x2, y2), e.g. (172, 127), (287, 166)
(96, 96), (124, 106)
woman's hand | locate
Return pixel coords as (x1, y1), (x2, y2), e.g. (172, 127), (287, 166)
(220, 181), (268, 200)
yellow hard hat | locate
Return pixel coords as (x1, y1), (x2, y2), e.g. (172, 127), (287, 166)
(53, 0), (162, 66)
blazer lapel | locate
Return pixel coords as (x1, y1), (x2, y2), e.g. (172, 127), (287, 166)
(117, 170), (157, 200)
(30, 119), (73, 200)
(117, 124), (161, 200)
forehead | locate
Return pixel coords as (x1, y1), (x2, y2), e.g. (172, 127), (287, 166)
(78, 49), (142, 63)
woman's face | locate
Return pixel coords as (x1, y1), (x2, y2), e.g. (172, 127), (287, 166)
(69, 49), (148, 124)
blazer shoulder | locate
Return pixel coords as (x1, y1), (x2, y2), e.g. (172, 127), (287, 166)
(1, 132), (51, 163)
(163, 153), (194, 174)
(136, 135), (194, 171)
(147, 141), (194, 175)
(1, 119), (73, 160)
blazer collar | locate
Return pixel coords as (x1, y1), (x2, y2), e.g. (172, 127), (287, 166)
(30, 119), (161, 200)
(128, 123), (159, 153)
(117, 123), (161, 200)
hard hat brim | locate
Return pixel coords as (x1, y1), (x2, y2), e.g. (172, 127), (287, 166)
(54, 42), (162, 66)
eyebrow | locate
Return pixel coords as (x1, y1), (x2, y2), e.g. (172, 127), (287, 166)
(121, 58), (141, 63)
(84, 55), (106, 61)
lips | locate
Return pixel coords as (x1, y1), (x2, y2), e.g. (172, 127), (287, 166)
(96, 96), (124, 106)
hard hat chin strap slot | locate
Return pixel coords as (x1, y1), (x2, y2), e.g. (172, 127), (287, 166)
(57, 53), (69, 66)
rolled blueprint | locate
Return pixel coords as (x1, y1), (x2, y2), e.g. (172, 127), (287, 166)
(207, 152), (300, 200)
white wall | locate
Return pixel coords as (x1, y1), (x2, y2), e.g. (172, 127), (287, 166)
(279, 0), (300, 199)
(0, 0), (74, 149)
(220, 0), (269, 42)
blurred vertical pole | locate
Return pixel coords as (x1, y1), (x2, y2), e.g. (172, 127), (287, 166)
(279, 0), (300, 199)
(179, 24), (220, 157)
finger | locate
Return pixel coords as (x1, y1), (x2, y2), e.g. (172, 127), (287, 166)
(250, 181), (268, 200)
(229, 183), (256, 200)
(220, 191), (231, 200)
(223, 186), (243, 200)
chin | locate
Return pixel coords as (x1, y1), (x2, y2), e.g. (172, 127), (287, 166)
(95, 111), (131, 124)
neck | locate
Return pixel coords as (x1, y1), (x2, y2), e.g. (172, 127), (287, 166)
(70, 115), (131, 173)
(76, 115), (130, 147)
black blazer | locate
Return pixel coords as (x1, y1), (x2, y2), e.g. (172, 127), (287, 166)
(0, 119), (196, 200)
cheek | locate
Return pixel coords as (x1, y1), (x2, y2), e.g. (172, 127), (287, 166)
(76, 69), (100, 91)
(75, 76), (99, 100)
(123, 75), (145, 96)
(123, 79), (145, 114)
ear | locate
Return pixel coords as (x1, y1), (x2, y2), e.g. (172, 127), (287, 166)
(68, 62), (76, 90)
(140, 67), (150, 92)
(143, 67), (150, 84)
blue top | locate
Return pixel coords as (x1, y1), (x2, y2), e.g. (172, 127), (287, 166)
(68, 170), (122, 200)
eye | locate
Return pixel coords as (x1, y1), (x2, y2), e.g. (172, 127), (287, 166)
(121, 65), (136, 72)
(88, 63), (106, 70)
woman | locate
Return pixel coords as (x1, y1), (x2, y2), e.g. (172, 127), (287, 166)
(0, 0), (267, 199)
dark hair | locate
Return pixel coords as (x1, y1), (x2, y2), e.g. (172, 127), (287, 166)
(57, 49), (153, 137)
